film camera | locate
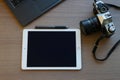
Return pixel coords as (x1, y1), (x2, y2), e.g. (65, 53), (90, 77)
(80, 0), (116, 37)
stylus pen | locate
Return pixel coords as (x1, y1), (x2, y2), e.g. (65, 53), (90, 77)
(35, 26), (68, 29)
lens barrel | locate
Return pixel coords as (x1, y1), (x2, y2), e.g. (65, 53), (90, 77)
(80, 17), (100, 35)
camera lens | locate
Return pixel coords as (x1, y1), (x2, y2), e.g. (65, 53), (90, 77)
(80, 17), (101, 35)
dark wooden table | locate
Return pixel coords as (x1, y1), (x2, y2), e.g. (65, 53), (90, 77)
(0, 0), (120, 80)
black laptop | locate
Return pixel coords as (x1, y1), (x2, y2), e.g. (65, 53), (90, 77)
(5, 0), (63, 26)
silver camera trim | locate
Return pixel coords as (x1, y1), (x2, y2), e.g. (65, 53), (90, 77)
(97, 12), (115, 36)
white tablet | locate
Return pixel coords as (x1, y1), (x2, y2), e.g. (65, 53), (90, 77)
(22, 29), (82, 70)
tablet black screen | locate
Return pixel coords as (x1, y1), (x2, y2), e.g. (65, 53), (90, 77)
(27, 31), (76, 67)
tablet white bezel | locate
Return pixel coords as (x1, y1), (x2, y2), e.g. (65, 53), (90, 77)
(22, 29), (82, 70)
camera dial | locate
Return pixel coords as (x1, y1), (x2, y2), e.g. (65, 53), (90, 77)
(80, 0), (115, 37)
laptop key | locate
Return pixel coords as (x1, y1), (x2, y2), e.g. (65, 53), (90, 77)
(10, 0), (24, 7)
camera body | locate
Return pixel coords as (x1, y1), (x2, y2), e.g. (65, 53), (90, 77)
(80, 0), (115, 37)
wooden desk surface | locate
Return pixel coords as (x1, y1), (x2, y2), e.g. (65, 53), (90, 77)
(0, 0), (120, 80)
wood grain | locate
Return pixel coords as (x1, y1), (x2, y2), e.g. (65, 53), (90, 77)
(0, 0), (120, 80)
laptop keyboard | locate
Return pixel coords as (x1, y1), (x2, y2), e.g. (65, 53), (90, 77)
(10, 0), (24, 7)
